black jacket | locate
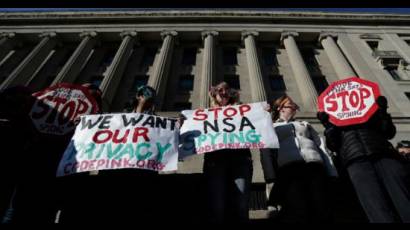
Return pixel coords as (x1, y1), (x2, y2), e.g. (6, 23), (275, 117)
(324, 109), (397, 166)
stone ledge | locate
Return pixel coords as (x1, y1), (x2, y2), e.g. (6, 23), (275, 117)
(2, 10), (410, 25)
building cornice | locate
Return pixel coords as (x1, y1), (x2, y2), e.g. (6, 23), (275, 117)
(2, 10), (410, 26)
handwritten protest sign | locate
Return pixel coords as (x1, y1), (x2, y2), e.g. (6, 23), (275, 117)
(317, 77), (381, 126)
(56, 113), (179, 177)
(30, 83), (99, 136)
(179, 102), (279, 156)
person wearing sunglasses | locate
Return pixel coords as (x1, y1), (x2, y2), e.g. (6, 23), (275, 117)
(202, 81), (252, 223)
(260, 94), (337, 223)
(124, 85), (157, 114)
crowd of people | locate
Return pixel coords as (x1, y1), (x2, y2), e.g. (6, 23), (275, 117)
(0, 80), (409, 223)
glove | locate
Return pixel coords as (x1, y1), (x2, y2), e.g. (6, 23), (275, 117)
(317, 111), (333, 129)
(376, 96), (388, 112)
(177, 113), (187, 128)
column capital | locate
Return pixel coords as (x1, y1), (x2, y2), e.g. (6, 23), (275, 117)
(318, 32), (338, 43)
(280, 31), (299, 42)
(160, 31), (178, 39)
(241, 31), (259, 41)
(39, 32), (57, 38)
(0, 32), (15, 39)
(201, 31), (219, 40)
(120, 31), (137, 38)
(79, 31), (97, 38)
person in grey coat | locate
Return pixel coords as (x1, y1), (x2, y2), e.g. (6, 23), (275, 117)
(260, 94), (337, 223)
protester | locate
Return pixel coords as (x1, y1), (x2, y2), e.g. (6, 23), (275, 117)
(199, 81), (253, 223)
(260, 95), (337, 223)
(317, 95), (410, 223)
(55, 83), (103, 223)
(124, 85), (156, 114)
(0, 86), (36, 223)
(80, 85), (160, 223)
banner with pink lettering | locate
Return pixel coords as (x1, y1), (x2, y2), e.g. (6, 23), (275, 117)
(178, 102), (279, 157)
(56, 113), (179, 177)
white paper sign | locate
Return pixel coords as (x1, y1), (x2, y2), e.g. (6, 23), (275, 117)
(56, 113), (179, 177)
(179, 102), (279, 156)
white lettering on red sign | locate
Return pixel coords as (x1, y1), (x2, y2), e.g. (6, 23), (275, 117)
(323, 81), (375, 120)
(30, 87), (93, 135)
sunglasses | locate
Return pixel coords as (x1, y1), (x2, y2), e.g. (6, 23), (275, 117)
(282, 105), (299, 110)
(216, 87), (230, 94)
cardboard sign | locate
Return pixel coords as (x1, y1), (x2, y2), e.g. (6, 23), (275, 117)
(179, 102), (279, 157)
(317, 77), (381, 126)
(56, 113), (179, 177)
(30, 83), (99, 135)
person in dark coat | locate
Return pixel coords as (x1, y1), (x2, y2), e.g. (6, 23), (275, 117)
(54, 83), (104, 223)
(63, 85), (160, 224)
(0, 86), (36, 223)
(1, 83), (105, 223)
(317, 95), (410, 223)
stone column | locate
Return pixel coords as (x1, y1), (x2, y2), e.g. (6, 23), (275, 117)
(0, 32), (16, 64)
(52, 31), (98, 85)
(200, 31), (218, 108)
(242, 31), (267, 102)
(147, 31), (177, 110)
(319, 32), (356, 79)
(100, 31), (137, 111)
(281, 31), (318, 108)
(0, 32), (58, 90)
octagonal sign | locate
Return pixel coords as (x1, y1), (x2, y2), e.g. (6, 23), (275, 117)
(30, 83), (99, 136)
(317, 77), (381, 127)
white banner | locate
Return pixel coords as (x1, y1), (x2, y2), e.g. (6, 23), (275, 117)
(56, 113), (179, 177)
(179, 102), (279, 156)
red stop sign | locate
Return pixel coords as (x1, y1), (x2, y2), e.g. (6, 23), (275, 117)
(317, 77), (381, 127)
(30, 83), (100, 135)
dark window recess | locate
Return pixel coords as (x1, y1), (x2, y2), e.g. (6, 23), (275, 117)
(385, 67), (401, 81)
(132, 75), (149, 91)
(270, 75), (286, 91)
(97, 49), (116, 74)
(174, 102), (192, 111)
(262, 48), (278, 66)
(101, 54), (114, 67)
(301, 48), (320, 73)
(178, 75), (194, 91)
(44, 75), (56, 87)
(312, 75), (329, 95)
(366, 41), (379, 51)
(141, 47), (157, 66)
(90, 75), (104, 87)
(181, 47), (197, 65)
(405, 92), (410, 101)
(0, 46), (33, 81)
(223, 47), (238, 65)
(224, 75), (240, 90)
(54, 50), (75, 75)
